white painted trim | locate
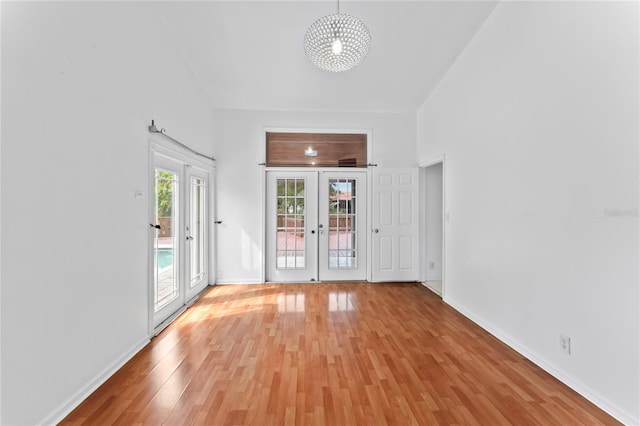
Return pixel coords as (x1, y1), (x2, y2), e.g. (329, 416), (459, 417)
(209, 168), (218, 285)
(443, 296), (638, 426)
(420, 281), (441, 296)
(441, 158), (446, 298)
(216, 279), (264, 285)
(149, 134), (215, 171)
(418, 155), (446, 297)
(419, 155), (445, 169)
(38, 337), (150, 426)
(147, 144), (155, 337)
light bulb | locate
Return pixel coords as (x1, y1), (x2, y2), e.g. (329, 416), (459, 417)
(331, 38), (343, 55)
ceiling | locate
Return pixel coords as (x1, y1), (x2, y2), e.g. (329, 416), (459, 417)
(154, 1), (498, 113)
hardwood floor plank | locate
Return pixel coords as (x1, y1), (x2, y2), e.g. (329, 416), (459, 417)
(61, 283), (621, 425)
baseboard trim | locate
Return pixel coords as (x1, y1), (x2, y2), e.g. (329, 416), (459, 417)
(215, 279), (264, 285)
(443, 296), (638, 426)
(39, 337), (150, 426)
(420, 281), (442, 296)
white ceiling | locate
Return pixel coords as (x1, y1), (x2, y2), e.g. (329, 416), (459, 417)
(155, 1), (498, 113)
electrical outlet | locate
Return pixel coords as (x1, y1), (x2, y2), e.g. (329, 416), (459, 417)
(429, 261), (436, 270)
(560, 334), (571, 354)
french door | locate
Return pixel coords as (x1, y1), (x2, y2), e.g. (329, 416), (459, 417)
(151, 153), (210, 329)
(265, 170), (367, 282)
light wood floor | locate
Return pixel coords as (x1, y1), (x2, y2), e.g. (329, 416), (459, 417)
(62, 283), (619, 425)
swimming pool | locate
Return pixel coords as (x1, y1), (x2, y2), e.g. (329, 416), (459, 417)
(155, 248), (174, 269)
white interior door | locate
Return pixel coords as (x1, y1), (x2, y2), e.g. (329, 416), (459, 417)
(266, 171), (318, 282)
(371, 168), (419, 282)
(318, 171), (367, 281)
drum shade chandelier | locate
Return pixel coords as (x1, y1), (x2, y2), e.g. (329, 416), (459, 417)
(304, 0), (371, 72)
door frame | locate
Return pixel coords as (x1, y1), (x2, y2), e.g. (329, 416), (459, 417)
(419, 155), (446, 297)
(260, 128), (373, 283)
(148, 135), (216, 336)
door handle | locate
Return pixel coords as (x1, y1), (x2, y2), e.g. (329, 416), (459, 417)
(186, 236), (193, 240)
(311, 230), (316, 234)
(149, 224), (161, 229)
(214, 220), (223, 224)
(373, 229), (379, 233)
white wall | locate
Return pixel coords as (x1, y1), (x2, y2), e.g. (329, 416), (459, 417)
(1, 2), (215, 424)
(417, 2), (638, 423)
(424, 163), (443, 281)
(214, 109), (416, 283)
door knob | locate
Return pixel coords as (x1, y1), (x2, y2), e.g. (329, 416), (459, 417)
(311, 230), (316, 234)
(374, 229), (379, 233)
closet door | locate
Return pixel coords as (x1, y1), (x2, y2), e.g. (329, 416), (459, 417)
(371, 168), (419, 282)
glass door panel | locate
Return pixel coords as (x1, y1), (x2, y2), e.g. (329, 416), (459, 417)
(190, 176), (206, 285)
(153, 161), (183, 324)
(327, 178), (358, 269)
(319, 171), (367, 281)
(276, 178), (306, 269)
(266, 171), (317, 282)
(186, 171), (209, 300)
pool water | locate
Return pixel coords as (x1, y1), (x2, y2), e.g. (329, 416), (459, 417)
(155, 248), (174, 269)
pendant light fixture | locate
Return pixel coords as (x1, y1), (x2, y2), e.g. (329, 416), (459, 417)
(304, 0), (371, 72)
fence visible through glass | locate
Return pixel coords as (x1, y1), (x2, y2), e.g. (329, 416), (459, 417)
(328, 179), (357, 269)
(276, 178), (306, 269)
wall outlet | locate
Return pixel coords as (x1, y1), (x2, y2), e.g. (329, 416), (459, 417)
(429, 261), (436, 270)
(217, 271), (223, 279)
(560, 334), (571, 354)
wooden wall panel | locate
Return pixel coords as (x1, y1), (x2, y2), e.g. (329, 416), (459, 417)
(266, 132), (367, 167)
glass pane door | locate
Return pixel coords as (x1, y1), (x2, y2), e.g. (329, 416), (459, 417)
(319, 172), (367, 281)
(151, 150), (213, 331)
(153, 166), (181, 317)
(277, 178), (306, 269)
(266, 171), (317, 282)
(186, 170), (209, 300)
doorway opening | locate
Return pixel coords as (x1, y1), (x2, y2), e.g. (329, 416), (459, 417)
(420, 160), (444, 296)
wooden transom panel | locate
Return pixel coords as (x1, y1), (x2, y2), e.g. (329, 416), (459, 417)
(266, 132), (367, 167)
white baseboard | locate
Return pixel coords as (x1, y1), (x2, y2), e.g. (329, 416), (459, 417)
(443, 296), (638, 426)
(215, 279), (264, 285)
(39, 337), (150, 426)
